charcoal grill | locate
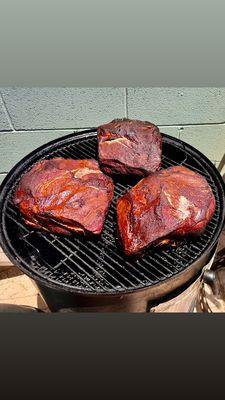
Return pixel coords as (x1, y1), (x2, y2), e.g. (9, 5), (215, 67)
(0, 129), (224, 312)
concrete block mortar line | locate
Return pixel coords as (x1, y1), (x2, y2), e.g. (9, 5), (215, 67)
(0, 127), (96, 134)
(2, 122), (225, 134)
(0, 91), (15, 131)
(178, 126), (182, 140)
(157, 122), (225, 127)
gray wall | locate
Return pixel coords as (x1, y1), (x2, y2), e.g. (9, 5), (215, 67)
(0, 87), (225, 183)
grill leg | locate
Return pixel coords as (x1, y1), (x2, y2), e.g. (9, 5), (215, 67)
(35, 282), (78, 312)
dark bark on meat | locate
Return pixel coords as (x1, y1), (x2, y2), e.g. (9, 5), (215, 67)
(14, 158), (114, 235)
(117, 165), (216, 256)
(97, 118), (162, 176)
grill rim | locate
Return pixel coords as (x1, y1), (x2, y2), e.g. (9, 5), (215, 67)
(0, 129), (225, 299)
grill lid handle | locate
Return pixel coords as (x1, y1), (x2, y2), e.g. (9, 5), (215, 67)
(203, 268), (225, 299)
(203, 246), (225, 299)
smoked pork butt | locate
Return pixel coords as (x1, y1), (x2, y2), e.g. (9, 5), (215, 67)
(117, 165), (216, 255)
(97, 118), (162, 176)
(14, 158), (114, 235)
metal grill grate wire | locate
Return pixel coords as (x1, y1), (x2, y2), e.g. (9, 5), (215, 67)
(1, 133), (223, 294)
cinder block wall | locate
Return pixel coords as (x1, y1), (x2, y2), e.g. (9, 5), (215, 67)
(0, 87), (225, 183)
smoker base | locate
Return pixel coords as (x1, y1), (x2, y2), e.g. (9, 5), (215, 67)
(35, 278), (200, 313)
(35, 253), (216, 313)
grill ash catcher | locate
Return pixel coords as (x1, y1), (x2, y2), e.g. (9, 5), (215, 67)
(0, 130), (224, 312)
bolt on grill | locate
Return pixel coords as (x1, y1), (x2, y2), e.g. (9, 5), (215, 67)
(0, 131), (224, 295)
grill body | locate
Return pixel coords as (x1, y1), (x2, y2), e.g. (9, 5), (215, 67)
(35, 247), (216, 312)
(0, 130), (224, 312)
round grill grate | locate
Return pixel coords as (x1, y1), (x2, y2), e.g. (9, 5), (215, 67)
(0, 130), (224, 295)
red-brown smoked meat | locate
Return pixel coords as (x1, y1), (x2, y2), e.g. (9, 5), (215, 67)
(117, 165), (216, 255)
(97, 119), (162, 176)
(14, 158), (114, 235)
